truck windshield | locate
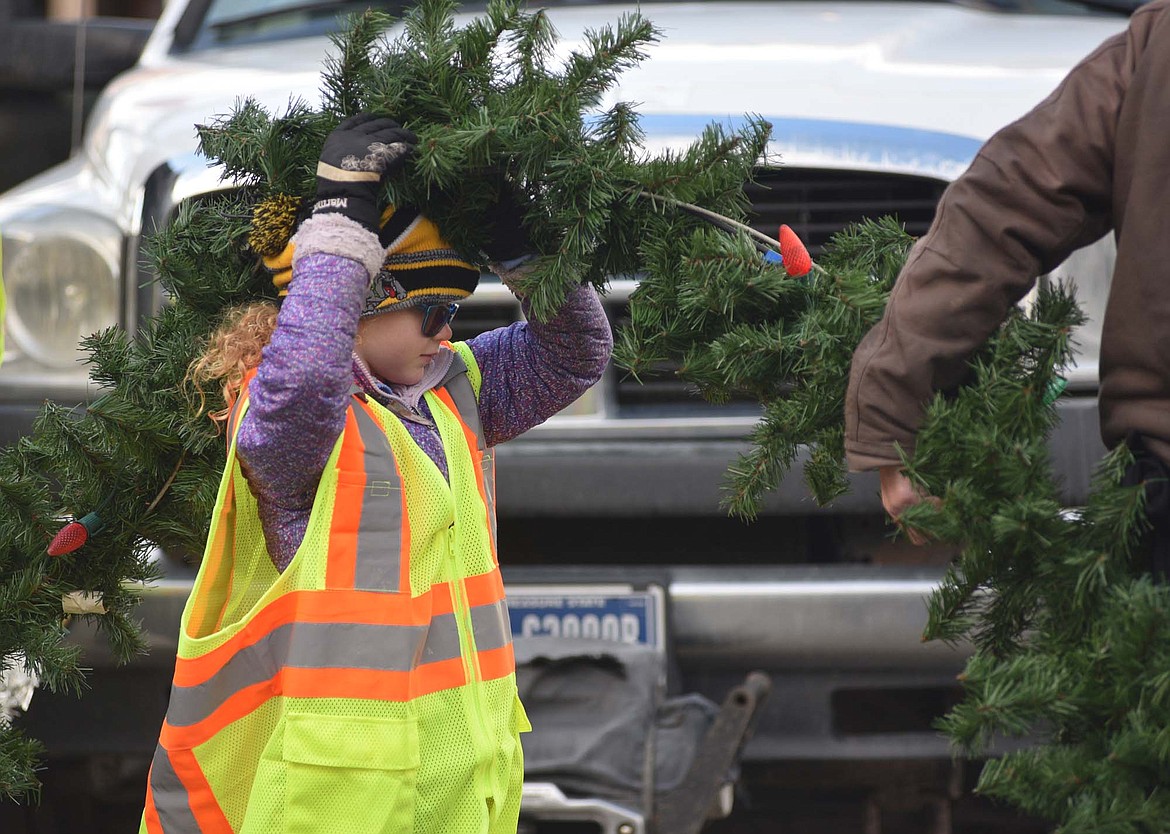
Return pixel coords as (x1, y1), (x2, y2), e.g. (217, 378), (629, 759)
(183, 0), (1145, 50)
(187, 0), (433, 49)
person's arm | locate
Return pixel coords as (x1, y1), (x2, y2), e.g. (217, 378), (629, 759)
(845, 27), (1134, 474)
(468, 270), (612, 447)
(235, 238), (379, 502)
(457, 187), (613, 445)
(236, 114), (416, 503)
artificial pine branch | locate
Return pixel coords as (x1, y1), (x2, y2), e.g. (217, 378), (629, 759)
(321, 11), (388, 119)
(0, 729), (43, 802)
(870, 285), (1170, 831)
(668, 216), (913, 515)
(0, 177), (270, 803)
(631, 181), (1170, 827)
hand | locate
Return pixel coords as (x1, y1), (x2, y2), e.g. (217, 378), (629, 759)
(879, 464), (939, 545)
(481, 183), (533, 263)
(312, 113), (418, 233)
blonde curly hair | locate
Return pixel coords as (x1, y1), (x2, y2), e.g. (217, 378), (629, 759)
(186, 302), (279, 427)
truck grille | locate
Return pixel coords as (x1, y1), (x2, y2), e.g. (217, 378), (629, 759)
(615, 168), (948, 414)
(745, 168), (947, 255)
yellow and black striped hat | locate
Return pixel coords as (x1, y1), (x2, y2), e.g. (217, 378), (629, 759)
(258, 202), (479, 314)
(365, 204), (478, 316)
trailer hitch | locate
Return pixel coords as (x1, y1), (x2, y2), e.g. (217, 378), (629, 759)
(653, 671), (773, 834)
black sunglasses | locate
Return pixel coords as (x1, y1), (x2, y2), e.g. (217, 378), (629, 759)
(419, 302), (460, 337)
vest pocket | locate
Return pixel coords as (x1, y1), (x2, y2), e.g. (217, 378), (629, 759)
(282, 713), (419, 834)
(512, 695), (532, 735)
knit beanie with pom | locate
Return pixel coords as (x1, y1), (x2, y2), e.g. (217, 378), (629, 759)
(254, 197), (478, 315)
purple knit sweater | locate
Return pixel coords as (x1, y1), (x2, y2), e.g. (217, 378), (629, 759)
(235, 251), (612, 570)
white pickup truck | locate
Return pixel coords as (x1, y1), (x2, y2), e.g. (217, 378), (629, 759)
(0, 0), (1138, 830)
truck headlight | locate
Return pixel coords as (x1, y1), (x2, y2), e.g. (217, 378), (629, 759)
(2, 210), (121, 371)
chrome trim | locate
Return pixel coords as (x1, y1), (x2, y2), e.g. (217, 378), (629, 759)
(521, 782), (643, 834)
(670, 571), (968, 672)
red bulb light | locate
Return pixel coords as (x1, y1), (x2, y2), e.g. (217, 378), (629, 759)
(778, 225), (812, 278)
(47, 522), (90, 556)
(46, 511), (104, 557)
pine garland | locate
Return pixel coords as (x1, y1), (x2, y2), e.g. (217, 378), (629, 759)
(904, 308), (1170, 831)
(628, 187), (1170, 827)
(0, 191), (272, 797)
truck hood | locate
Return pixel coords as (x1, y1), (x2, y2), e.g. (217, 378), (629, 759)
(63, 1), (1134, 196)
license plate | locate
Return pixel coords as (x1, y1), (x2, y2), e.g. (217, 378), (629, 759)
(506, 584), (665, 650)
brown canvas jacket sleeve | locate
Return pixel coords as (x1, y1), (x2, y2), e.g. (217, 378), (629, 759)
(844, 17), (1145, 471)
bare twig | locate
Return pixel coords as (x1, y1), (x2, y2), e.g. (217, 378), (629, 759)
(637, 191), (780, 253)
(636, 191), (826, 275)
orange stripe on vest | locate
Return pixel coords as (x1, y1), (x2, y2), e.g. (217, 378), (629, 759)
(170, 748), (233, 834)
(327, 406), (366, 589)
(161, 657), (468, 750)
(174, 586), (457, 687)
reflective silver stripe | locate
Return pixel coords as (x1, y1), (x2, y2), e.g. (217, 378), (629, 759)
(351, 403), (404, 592)
(150, 745), (199, 833)
(420, 612), (463, 664)
(470, 599), (513, 652)
(444, 370), (486, 451)
(166, 618), (465, 728)
(442, 371), (497, 542)
(480, 448), (497, 544)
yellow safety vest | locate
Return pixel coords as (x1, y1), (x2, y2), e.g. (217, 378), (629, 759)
(142, 343), (529, 834)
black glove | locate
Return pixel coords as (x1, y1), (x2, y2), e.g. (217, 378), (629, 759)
(481, 183), (534, 263)
(312, 113), (418, 233)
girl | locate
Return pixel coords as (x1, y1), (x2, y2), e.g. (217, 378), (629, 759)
(141, 115), (612, 834)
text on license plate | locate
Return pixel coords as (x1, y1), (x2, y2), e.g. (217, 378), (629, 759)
(506, 584), (664, 649)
